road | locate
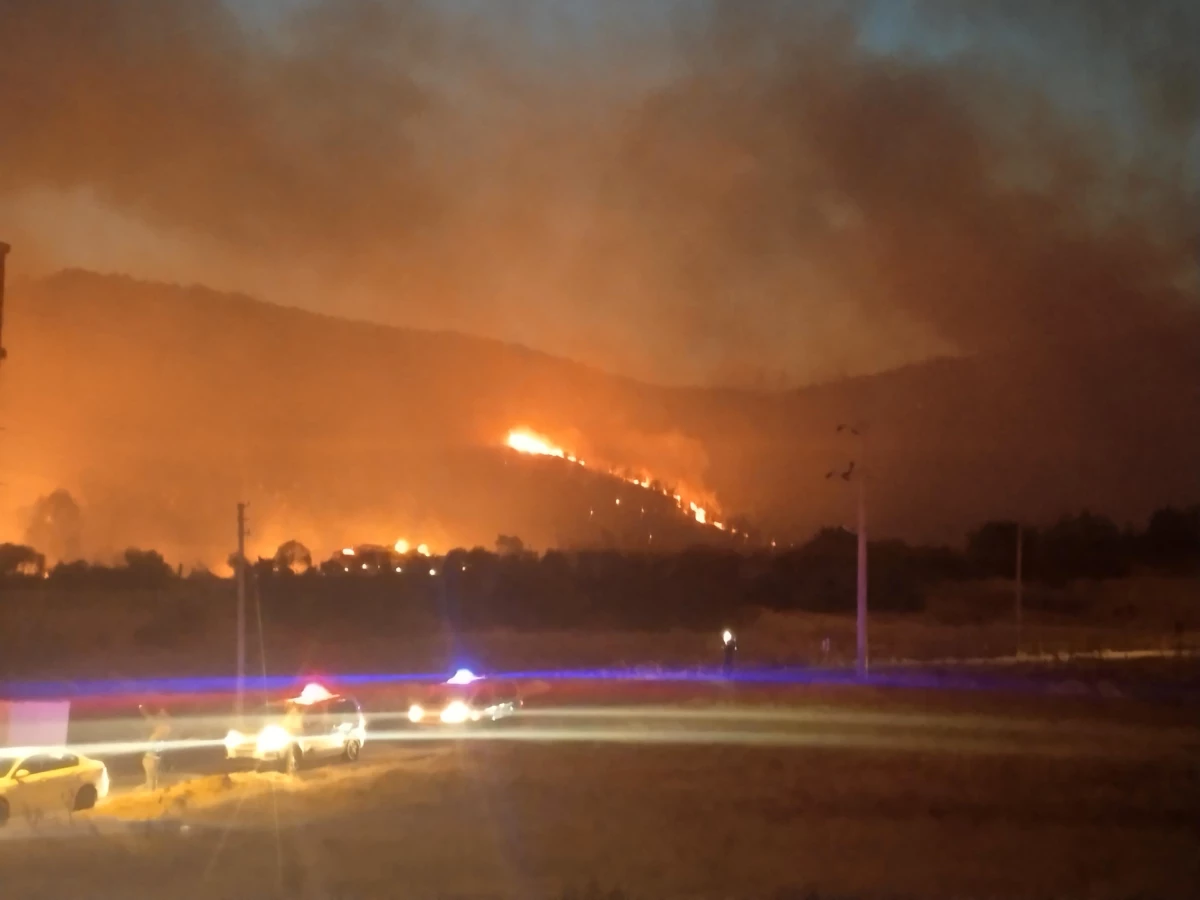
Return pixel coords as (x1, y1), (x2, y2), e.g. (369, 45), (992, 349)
(4, 682), (1200, 899)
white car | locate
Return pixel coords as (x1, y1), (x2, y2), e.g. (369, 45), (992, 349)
(224, 684), (366, 775)
(0, 751), (110, 827)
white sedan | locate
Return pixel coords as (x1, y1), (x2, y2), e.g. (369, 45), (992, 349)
(0, 751), (110, 827)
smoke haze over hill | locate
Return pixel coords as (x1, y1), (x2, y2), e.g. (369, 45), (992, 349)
(0, 2), (1197, 564)
(1, 271), (1198, 567)
(1, 0), (1195, 386)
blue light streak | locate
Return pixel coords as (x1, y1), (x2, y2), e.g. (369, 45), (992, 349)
(2, 665), (1044, 701)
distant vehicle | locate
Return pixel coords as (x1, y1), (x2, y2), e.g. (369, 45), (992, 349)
(0, 751), (110, 827)
(224, 683), (366, 775)
(405, 669), (522, 727)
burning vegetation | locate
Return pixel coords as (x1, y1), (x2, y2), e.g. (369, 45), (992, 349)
(504, 427), (746, 540)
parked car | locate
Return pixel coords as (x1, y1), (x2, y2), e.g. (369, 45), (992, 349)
(0, 751), (110, 826)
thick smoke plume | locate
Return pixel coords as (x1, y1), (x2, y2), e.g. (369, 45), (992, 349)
(1, 0), (1195, 385)
(0, 1), (1198, 562)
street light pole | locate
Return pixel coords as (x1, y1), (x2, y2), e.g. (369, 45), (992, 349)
(0, 241), (11, 364)
(236, 502), (247, 718)
(1015, 523), (1023, 657)
(856, 464), (868, 679)
(829, 423), (869, 679)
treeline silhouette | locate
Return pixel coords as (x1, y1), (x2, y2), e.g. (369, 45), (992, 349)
(2, 507), (1196, 632)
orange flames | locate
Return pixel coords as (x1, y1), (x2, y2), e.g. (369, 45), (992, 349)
(504, 427), (736, 536)
(505, 428), (583, 464)
(393, 539), (431, 556)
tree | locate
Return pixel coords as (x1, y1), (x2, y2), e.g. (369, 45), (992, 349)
(23, 489), (83, 562)
(122, 548), (174, 588)
(1040, 511), (1129, 581)
(966, 521), (1022, 578)
(495, 534), (526, 557)
(1142, 506), (1200, 570)
(0, 543), (45, 578)
(273, 540), (313, 574)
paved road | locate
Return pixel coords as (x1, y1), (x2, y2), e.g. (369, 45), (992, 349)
(83, 696), (1200, 798)
(5, 692), (1200, 899)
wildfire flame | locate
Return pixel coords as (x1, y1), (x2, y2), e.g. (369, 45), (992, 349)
(506, 429), (566, 459)
(390, 540), (431, 557)
(503, 427), (737, 537)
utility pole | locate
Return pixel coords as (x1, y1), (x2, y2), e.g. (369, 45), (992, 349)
(236, 502), (247, 717)
(1015, 523), (1023, 657)
(856, 465), (868, 678)
(828, 423), (868, 679)
(0, 241), (11, 363)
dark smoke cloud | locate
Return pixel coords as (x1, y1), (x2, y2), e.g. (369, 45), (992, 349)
(1, 0), (1196, 384)
(0, 0), (442, 250)
(609, 0), (1198, 363)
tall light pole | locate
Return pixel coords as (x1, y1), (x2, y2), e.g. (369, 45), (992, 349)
(1014, 523), (1023, 657)
(856, 463), (867, 678)
(236, 502), (247, 717)
(0, 241), (10, 364)
(828, 424), (868, 679)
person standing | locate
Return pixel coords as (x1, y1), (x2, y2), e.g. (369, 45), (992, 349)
(139, 704), (171, 791)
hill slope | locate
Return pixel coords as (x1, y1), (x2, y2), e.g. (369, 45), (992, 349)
(2, 271), (1198, 565)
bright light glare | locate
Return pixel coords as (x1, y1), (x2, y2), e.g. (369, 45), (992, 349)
(256, 724), (291, 754)
(295, 682), (333, 705)
(446, 668), (479, 685)
(722, 629), (734, 645)
(440, 700), (471, 724)
(394, 539), (409, 554)
(224, 729), (243, 753)
(342, 547), (355, 556)
(417, 543), (430, 557)
(408, 704), (425, 723)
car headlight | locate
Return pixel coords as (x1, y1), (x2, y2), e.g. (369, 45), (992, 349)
(408, 704), (425, 723)
(224, 730), (244, 753)
(256, 724), (292, 754)
(440, 700), (471, 724)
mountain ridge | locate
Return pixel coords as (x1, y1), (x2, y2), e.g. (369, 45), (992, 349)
(2, 270), (1198, 564)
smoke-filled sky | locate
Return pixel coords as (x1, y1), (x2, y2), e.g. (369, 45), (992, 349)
(1, 0), (1197, 386)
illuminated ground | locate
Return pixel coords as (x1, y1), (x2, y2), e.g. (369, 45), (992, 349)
(3, 685), (1199, 899)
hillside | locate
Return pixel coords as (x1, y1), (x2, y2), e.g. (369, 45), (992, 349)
(2, 270), (1199, 565)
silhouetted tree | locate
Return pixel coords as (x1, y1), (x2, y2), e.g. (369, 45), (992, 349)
(252, 557), (275, 581)
(966, 521), (1023, 578)
(48, 559), (91, 586)
(22, 501), (1200, 634)
(122, 548), (174, 588)
(0, 543), (45, 578)
(273, 540), (313, 574)
(23, 489), (83, 562)
(1142, 505), (1200, 571)
(1039, 511), (1129, 582)
(495, 534), (526, 556)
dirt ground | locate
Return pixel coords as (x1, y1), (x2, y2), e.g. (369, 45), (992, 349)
(3, 683), (1199, 900)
